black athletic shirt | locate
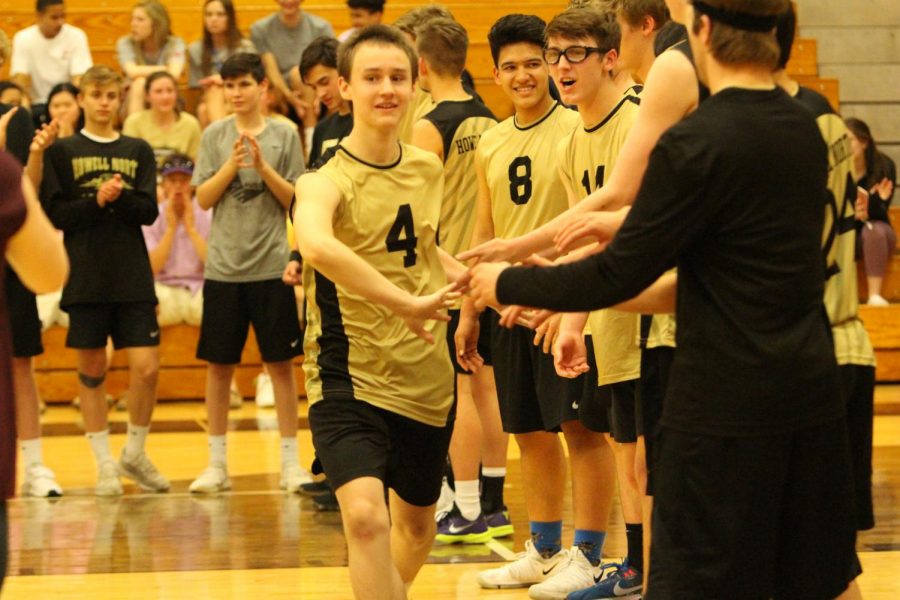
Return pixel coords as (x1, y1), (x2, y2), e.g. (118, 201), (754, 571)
(497, 87), (842, 437)
(40, 133), (158, 307)
(670, 40), (711, 103)
(309, 111), (353, 169)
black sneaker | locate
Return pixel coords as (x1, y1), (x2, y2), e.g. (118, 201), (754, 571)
(313, 489), (340, 511)
(300, 480), (331, 496)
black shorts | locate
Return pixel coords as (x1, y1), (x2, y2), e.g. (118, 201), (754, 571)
(597, 379), (639, 443)
(647, 419), (861, 600)
(447, 309), (494, 374)
(577, 338), (611, 433)
(639, 346), (674, 495)
(308, 398), (453, 507)
(490, 317), (583, 434)
(197, 279), (303, 364)
(839, 364), (875, 531)
(5, 270), (42, 357)
(66, 302), (160, 349)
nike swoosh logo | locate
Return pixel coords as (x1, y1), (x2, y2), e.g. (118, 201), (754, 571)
(542, 564), (558, 576)
(571, 402), (579, 410)
(447, 524), (471, 534)
(290, 339), (300, 348)
(613, 581), (642, 594)
(149, 330), (160, 338)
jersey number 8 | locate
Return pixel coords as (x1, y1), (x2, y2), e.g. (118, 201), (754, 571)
(386, 204), (418, 268)
(508, 156), (533, 205)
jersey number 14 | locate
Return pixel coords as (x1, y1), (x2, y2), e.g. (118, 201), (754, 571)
(386, 204), (418, 268)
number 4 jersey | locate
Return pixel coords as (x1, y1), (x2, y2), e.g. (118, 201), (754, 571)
(478, 102), (580, 240)
(301, 143), (455, 427)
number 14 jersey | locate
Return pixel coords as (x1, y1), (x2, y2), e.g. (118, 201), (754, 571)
(478, 102), (580, 240)
(301, 143), (455, 427)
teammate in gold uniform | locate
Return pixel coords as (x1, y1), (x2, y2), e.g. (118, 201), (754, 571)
(409, 17), (509, 544)
(776, 7), (877, 533)
(293, 26), (466, 599)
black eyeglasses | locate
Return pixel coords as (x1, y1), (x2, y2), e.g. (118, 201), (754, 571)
(543, 46), (602, 65)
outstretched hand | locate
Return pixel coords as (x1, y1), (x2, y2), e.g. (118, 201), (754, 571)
(468, 261), (510, 311)
(553, 330), (590, 378)
(399, 281), (462, 344)
(554, 210), (620, 254)
(457, 238), (526, 265)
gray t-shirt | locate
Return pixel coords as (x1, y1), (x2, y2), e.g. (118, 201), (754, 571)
(250, 13), (334, 80)
(187, 38), (256, 88)
(192, 116), (305, 282)
(116, 35), (186, 68)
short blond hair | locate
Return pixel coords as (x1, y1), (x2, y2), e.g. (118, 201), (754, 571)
(79, 65), (124, 90)
(393, 4), (454, 39)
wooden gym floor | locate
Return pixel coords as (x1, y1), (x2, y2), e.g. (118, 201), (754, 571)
(3, 387), (900, 599)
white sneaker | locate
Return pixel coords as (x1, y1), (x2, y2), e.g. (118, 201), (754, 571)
(478, 540), (569, 589)
(95, 461), (123, 496)
(21, 464), (63, 497)
(280, 463), (313, 492)
(528, 547), (601, 600)
(119, 451), (170, 492)
(190, 465), (231, 494)
(867, 294), (890, 306)
(434, 476), (455, 522)
(254, 372), (275, 408)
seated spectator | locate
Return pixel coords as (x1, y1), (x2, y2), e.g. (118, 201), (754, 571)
(847, 117), (897, 306)
(338, 0), (385, 42)
(123, 72), (202, 166)
(299, 37), (352, 167)
(0, 82), (27, 107)
(250, 0), (333, 130)
(45, 82), (82, 139)
(10, 0), (92, 127)
(188, 0), (256, 127)
(117, 0), (186, 117)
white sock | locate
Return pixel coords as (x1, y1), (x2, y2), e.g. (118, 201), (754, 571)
(209, 435), (227, 468)
(86, 430), (114, 468)
(455, 479), (481, 520)
(280, 437), (298, 467)
(20, 438), (43, 468)
(124, 423), (149, 458)
(482, 466), (507, 478)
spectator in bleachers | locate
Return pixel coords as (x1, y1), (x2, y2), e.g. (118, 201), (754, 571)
(337, 0), (385, 42)
(123, 72), (201, 166)
(250, 0), (333, 131)
(846, 117), (897, 306)
(117, 0), (186, 118)
(0, 82), (27, 107)
(299, 37), (352, 167)
(188, 0), (257, 127)
(10, 0), (92, 127)
(45, 82), (82, 139)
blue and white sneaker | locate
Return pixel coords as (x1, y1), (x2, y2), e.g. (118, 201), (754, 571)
(435, 506), (492, 544)
(566, 560), (643, 600)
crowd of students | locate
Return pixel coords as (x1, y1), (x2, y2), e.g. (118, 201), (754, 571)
(0, 0), (894, 599)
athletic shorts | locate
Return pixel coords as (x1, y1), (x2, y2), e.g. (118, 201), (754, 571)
(647, 419), (861, 600)
(597, 379), (639, 443)
(197, 279), (303, 364)
(5, 270), (42, 357)
(839, 363), (876, 531)
(490, 315), (585, 434)
(66, 302), (160, 349)
(638, 346), (674, 495)
(447, 308), (494, 374)
(577, 338), (611, 433)
(308, 398), (453, 507)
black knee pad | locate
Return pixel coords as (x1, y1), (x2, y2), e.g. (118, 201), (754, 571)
(78, 371), (106, 389)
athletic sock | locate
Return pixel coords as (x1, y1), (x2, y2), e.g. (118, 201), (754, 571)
(280, 436), (298, 467)
(574, 529), (606, 566)
(625, 522), (644, 572)
(124, 423), (149, 458)
(86, 430), (114, 468)
(480, 467), (506, 514)
(530, 521), (563, 558)
(455, 479), (481, 520)
(208, 435), (227, 468)
(20, 438), (43, 468)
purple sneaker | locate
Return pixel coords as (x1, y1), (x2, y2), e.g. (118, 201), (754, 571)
(485, 507), (514, 538)
(435, 506), (492, 544)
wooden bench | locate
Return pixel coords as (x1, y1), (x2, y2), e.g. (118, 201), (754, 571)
(36, 324), (306, 403)
(860, 305), (900, 382)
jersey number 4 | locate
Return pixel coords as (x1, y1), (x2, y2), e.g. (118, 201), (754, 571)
(508, 157), (532, 205)
(386, 204), (418, 268)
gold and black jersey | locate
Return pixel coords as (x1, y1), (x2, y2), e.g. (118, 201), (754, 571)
(795, 86), (875, 367)
(478, 102), (581, 240)
(398, 86), (437, 144)
(424, 97), (497, 257)
(302, 143), (456, 426)
(558, 89), (643, 385)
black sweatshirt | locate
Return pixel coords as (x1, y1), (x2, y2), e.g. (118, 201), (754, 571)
(498, 87), (842, 437)
(40, 133), (158, 307)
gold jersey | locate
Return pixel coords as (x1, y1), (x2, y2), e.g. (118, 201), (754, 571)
(558, 90), (642, 385)
(478, 102), (581, 240)
(795, 87), (875, 367)
(398, 86), (437, 144)
(302, 143), (456, 426)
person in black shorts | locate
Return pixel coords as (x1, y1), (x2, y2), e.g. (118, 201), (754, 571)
(41, 65), (169, 496)
(469, 1), (862, 598)
(188, 53), (307, 495)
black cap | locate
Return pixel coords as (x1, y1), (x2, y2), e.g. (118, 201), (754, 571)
(160, 154), (194, 177)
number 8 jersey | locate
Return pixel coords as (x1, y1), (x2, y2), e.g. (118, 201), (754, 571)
(301, 143), (455, 427)
(478, 102), (580, 240)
